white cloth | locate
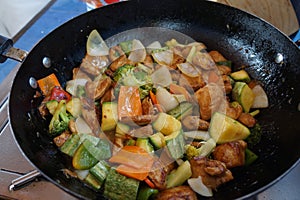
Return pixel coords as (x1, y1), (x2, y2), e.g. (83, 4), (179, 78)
(0, 0), (51, 39)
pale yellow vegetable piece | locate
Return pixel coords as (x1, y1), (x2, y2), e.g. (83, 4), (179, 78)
(209, 112), (250, 144)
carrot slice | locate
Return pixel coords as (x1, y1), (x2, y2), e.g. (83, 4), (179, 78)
(37, 73), (61, 96)
(145, 177), (156, 188)
(116, 164), (149, 181)
(149, 90), (163, 112)
(169, 83), (191, 101)
(109, 146), (154, 169)
(110, 145), (154, 181)
(118, 86), (142, 120)
(149, 90), (158, 104)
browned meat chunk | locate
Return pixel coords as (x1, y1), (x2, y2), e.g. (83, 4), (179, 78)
(53, 131), (71, 147)
(208, 51), (231, 75)
(238, 113), (256, 128)
(170, 53), (185, 69)
(81, 97), (101, 135)
(80, 55), (109, 77)
(120, 115), (158, 126)
(179, 73), (206, 91)
(213, 140), (247, 168)
(155, 185), (197, 200)
(85, 77), (112, 100)
(194, 83), (226, 120)
(225, 101), (243, 120)
(142, 97), (155, 115)
(222, 75), (232, 94)
(129, 125), (153, 138)
(190, 157), (233, 190)
(109, 54), (131, 72)
(182, 115), (210, 131)
(209, 50), (227, 63)
(148, 158), (175, 190)
(100, 87), (115, 104)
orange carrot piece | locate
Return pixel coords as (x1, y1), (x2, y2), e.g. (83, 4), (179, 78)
(145, 177), (156, 188)
(109, 145), (154, 169)
(208, 70), (220, 83)
(116, 164), (149, 181)
(169, 83), (191, 101)
(149, 90), (158, 104)
(118, 86), (142, 120)
(37, 73), (61, 96)
(149, 90), (163, 112)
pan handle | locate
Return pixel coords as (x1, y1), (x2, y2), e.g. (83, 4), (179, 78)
(0, 35), (28, 63)
(8, 169), (41, 191)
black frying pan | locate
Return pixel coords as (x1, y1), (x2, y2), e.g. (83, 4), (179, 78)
(5, 0), (300, 199)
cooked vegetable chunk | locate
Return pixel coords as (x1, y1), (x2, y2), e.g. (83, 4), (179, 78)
(49, 100), (72, 136)
(104, 168), (139, 200)
(209, 112), (250, 144)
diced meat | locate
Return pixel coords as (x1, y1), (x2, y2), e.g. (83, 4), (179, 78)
(109, 54), (131, 72)
(213, 140), (247, 168)
(170, 53), (185, 69)
(85, 77), (112, 100)
(209, 50), (227, 63)
(190, 157), (233, 190)
(81, 97), (101, 135)
(80, 55), (109, 77)
(120, 115), (158, 126)
(53, 131), (71, 147)
(194, 83), (226, 120)
(142, 97), (155, 115)
(182, 115), (210, 131)
(148, 158), (174, 190)
(222, 75), (232, 94)
(217, 65), (231, 75)
(225, 101), (243, 120)
(238, 113), (256, 128)
(155, 185), (197, 200)
(179, 73), (206, 91)
(100, 87), (115, 104)
(129, 125), (153, 138)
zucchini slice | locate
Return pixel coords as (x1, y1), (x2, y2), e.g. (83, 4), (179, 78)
(232, 82), (254, 113)
(209, 112), (250, 144)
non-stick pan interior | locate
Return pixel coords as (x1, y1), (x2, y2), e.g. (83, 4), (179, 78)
(9, 0), (300, 199)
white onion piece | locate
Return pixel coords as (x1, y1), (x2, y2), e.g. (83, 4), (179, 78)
(75, 117), (93, 134)
(128, 39), (146, 62)
(184, 130), (211, 141)
(251, 85), (269, 108)
(151, 65), (173, 87)
(75, 170), (89, 180)
(146, 41), (162, 53)
(177, 62), (200, 77)
(156, 87), (179, 112)
(152, 49), (174, 66)
(188, 176), (213, 197)
(86, 29), (109, 56)
(66, 79), (87, 96)
(198, 138), (216, 157)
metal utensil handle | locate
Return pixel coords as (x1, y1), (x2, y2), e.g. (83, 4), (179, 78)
(0, 35), (28, 63)
(8, 169), (41, 191)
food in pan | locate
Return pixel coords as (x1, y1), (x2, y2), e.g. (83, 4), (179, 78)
(36, 29), (269, 199)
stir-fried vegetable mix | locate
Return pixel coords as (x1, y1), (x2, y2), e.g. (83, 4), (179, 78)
(36, 29), (268, 199)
